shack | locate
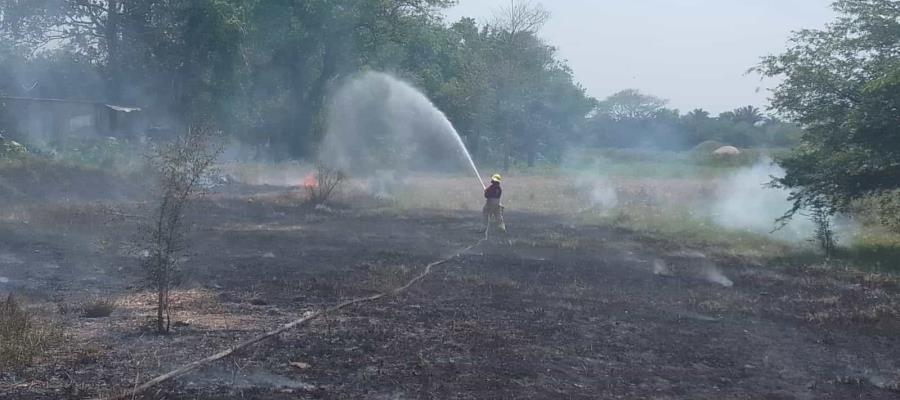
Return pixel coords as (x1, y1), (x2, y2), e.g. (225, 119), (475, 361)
(0, 96), (144, 140)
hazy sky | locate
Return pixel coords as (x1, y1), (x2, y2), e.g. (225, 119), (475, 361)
(444, 0), (836, 113)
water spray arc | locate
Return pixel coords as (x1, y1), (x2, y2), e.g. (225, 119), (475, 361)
(320, 71), (485, 192)
(458, 135), (485, 190)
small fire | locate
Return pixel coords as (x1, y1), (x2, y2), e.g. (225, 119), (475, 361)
(302, 173), (318, 189)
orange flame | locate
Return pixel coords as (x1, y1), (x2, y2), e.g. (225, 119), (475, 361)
(302, 173), (318, 189)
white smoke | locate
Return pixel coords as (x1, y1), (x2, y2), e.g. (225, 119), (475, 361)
(709, 160), (812, 240)
(702, 264), (734, 287)
(319, 71), (483, 192)
(652, 259), (672, 276)
(709, 159), (857, 243)
(579, 175), (618, 210)
(564, 148), (618, 211)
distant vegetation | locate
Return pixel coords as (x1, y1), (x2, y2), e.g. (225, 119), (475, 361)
(1, 0), (796, 169)
(585, 91), (801, 151)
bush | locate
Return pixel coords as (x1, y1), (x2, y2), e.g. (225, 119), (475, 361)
(80, 296), (118, 318)
(0, 137), (27, 159)
(0, 295), (62, 371)
(306, 163), (345, 205)
(48, 136), (141, 170)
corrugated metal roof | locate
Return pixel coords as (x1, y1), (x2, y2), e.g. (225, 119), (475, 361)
(0, 96), (141, 112)
(105, 104), (141, 112)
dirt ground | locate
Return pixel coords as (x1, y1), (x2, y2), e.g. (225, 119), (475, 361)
(1, 185), (899, 399)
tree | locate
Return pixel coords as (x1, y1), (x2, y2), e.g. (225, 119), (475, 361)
(488, 0), (555, 169)
(432, 18), (496, 162)
(238, 0), (455, 157)
(0, 0), (247, 126)
(490, 0), (550, 42)
(720, 105), (764, 125)
(685, 108), (710, 122)
(1, 0), (595, 167)
(757, 0), (900, 222)
(596, 89), (668, 121)
(587, 90), (674, 148)
(141, 122), (221, 334)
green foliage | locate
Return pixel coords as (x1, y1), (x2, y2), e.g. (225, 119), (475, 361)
(586, 91), (801, 149)
(0, 0), (593, 167)
(236, 0), (463, 157)
(0, 0), (792, 170)
(0, 137), (27, 159)
(807, 202), (838, 258)
(559, 148), (764, 179)
(597, 89), (668, 121)
(141, 122), (221, 334)
(757, 0), (900, 220)
(719, 106), (763, 125)
(0, 0), (247, 124)
(47, 136), (144, 170)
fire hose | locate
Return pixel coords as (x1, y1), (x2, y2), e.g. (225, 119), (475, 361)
(101, 238), (485, 400)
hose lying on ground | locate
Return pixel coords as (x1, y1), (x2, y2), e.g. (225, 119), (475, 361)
(101, 240), (484, 400)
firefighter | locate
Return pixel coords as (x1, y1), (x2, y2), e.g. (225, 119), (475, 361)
(483, 174), (505, 233)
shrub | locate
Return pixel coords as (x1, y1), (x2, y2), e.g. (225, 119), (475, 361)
(0, 139), (27, 159)
(80, 296), (118, 318)
(0, 295), (62, 371)
(306, 163), (345, 205)
(141, 122), (221, 334)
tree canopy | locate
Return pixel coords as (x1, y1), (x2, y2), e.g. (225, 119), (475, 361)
(757, 0), (900, 220)
(1, 0), (800, 166)
(585, 90), (800, 150)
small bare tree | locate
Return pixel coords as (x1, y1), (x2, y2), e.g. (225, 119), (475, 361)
(491, 0), (550, 39)
(141, 122), (221, 334)
(306, 163), (345, 205)
(777, 194), (838, 259)
(809, 204), (837, 259)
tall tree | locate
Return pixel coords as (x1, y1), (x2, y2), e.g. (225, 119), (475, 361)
(721, 105), (764, 125)
(240, 0), (454, 157)
(596, 89), (668, 121)
(488, 0), (551, 169)
(757, 0), (900, 221)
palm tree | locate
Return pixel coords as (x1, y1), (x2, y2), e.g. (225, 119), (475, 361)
(726, 105), (764, 124)
(685, 108), (710, 122)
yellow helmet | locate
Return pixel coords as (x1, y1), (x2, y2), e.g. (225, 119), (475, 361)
(491, 174), (502, 183)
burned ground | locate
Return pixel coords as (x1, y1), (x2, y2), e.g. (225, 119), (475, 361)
(1, 187), (899, 399)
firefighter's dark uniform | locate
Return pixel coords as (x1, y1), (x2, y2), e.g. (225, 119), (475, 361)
(483, 181), (505, 231)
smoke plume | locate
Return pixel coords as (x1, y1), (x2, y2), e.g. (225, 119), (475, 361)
(709, 159), (857, 243)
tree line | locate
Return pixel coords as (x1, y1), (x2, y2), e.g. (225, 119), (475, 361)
(585, 90), (801, 150)
(1, 0), (801, 168)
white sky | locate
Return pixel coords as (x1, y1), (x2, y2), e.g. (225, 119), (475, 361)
(444, 0), (836, 114)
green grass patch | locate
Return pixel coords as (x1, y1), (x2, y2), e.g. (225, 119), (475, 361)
(508, 147), (792, 179)
(838, 229), (900, 273)
(584, 205), (795, 257)
(580, 204), (900, 274)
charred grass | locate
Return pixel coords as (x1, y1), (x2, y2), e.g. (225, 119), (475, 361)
(0, 295), (64, 372)
(2, 166), (900, 398)
(0, 156), (145, 204)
